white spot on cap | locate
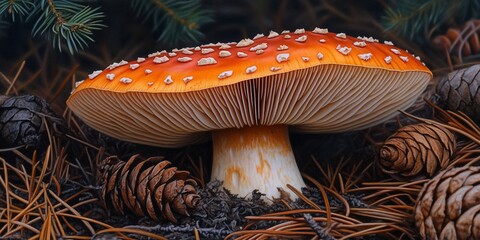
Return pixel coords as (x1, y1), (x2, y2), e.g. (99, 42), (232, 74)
(164, 75), (173, 85)
(246, 66), (257, 74)
(107, 60), (129, 70)
(294, 28), (305, 34)
(147, 82), (154, 86)
(194, 46), (201, 51)
(353, 41), (367, 47)
(284, 34), (291, 39)
(312, 27), (328, 34)
(277, 44), (289, 51)
(358, 36), (378, 42)
(145, 69), (152, 74)
(268, 31), (279, 38)
(237, 52), (247, 58)
(197, 57), (217, 66)
(106, 73), (115, 80)
(270, 67), (281, 72)
(153, 56), (169, 64)
(400, 56), (409, 62)
(317, 52), (324, 60)
(319, 39), (326, 43)
(88, 70), (102, 79)
(120, 77), (132, 84)
(130, 63), (140, 70)
(295, 35), (307, 42)
(384, 41), (394, 45)
(358, 53), (372, 61)
(219, 44), (231, 50)
(75, 80), (84, 88)
(182, 49), (193, 55)
(178, 57), (193, 62)
(384, 56), (392, 64)
(172, 48), (180, 52)
(281, 30), (290, 34)
(391, 48), (401, 55)
(168, 52), (177, 57)
(256, 49), (264, 55)
(201, 48), (214, 54)
(219, 50), (232, 58)
(336, 45), (352, 55)
(236, 38), (254, 47)
(137, 57), (146, 63)
(276, 53), (290, 63)
(336, 33), (347, 39)
(148, 51), (163, 57)
(107, 63), (118, 70)
(302, 57), (309, 62)
(415, 56), (421, 61)
(218, 70), (233, 79)
(183, 76), (193, 83)
(250, 43), (268, 52)
(201, 43), (216, 48)
(253, 33), (264, 40)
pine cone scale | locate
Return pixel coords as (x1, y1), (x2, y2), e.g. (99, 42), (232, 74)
(145, 192), (159, 221)
(447, 186), (471, 219)
(464, 185), (480, 209)
(173, 194), (188, 216)
(456, 205), (480, 239)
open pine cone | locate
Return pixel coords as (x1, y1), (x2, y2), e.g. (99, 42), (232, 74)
(415, 166), (480, 240)
(379, 123), (456, 179)
(99, 154), (200, 223)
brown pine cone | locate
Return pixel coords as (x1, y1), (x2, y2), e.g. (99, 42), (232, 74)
(432, 19), (480, 61)
(436, 64), (480, 123)
(99, 154), (200, 223)
(0, 95), (66, 148)
(379, 123), (456, 179)
(415, 166), (480, 240)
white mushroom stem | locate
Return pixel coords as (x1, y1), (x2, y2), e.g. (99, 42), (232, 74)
(211, 125), (306, 200)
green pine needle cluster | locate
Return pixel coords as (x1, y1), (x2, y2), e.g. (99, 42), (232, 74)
(383, 0), (480, 42)
(0, 0), (105, 54)
(0, 0), (33, 22)
(0, 0), (212, 54)
(131, 0), (212, 45)
(29, 1), (105, 54)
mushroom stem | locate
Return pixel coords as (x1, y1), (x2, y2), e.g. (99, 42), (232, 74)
(211, 125), (306, 200)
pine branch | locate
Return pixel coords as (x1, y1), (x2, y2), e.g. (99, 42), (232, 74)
(131, 0), (212, 45)
(0, 0), (34, 22)
(28, 0), (105, 54)
(383, 0), (480, 42)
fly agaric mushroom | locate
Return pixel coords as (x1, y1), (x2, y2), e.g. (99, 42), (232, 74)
(67, 28), (432, 199)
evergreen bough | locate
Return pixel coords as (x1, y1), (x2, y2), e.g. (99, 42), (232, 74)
(0, 0), (211, 54)
(131, 0), (212, 45)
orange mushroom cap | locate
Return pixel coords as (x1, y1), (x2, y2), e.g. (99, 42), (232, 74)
(68, 28), (432, 147)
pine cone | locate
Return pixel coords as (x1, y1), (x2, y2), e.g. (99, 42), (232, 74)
(436, 64), (480, 123)
(415, 166), (480, 240)
(99, 154), (200, 223)
(379, 123), (456, 179)
(0, 95), (66, 148)
(432, 19), (480, 62)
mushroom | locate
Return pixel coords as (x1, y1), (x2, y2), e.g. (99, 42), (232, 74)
(67, 28), (432, 199)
